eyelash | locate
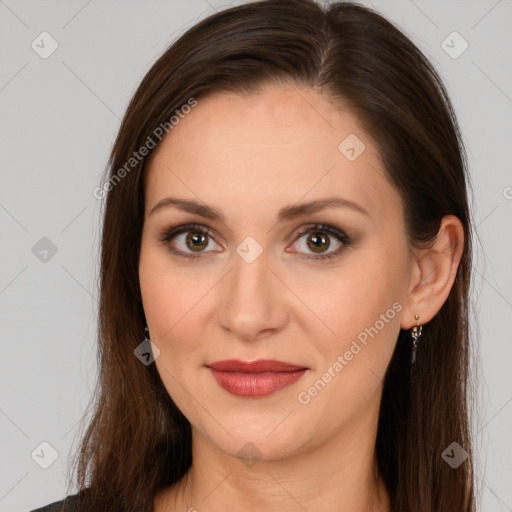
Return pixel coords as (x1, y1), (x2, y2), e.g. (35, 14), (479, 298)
(157, 222), (350, 261)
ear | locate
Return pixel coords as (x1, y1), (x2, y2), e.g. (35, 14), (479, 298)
(400, 215), (465, 329)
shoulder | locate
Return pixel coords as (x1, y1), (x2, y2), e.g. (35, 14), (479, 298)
(29, 491), (88, 512)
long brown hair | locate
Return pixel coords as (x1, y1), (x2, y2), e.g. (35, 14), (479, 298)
(69, 1), (477, 510)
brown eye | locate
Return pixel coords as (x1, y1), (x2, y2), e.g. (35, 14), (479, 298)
(157, 223), (222, 259)
(186, 231), (209, 251)
(306, 232), (330, 253)
(289, 223), (350, 261)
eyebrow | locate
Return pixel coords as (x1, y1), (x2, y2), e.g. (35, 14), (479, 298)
(149, 196), (369, 221)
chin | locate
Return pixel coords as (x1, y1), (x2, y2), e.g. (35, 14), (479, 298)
(201, 420), (315, 464)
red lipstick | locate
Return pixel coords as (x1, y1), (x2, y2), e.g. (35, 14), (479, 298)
(207, 359), (308, 398)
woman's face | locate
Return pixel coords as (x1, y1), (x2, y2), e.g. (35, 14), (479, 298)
(139, 84), (415, 461)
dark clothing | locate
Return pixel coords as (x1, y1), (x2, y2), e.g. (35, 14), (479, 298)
(30, 491), (87, 512)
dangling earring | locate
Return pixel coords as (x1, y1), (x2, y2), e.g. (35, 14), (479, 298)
(411, 314), (423, 366)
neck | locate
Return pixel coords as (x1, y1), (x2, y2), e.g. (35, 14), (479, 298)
(156, 401), (391, 512)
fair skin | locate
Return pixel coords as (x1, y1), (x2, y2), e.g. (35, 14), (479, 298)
(139, 83), (464, 512)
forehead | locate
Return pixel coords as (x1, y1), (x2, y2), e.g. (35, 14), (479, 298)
(144, 84), (398, 223)
(153, 84), (368, 153)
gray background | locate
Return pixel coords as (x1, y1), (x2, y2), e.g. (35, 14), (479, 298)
(0, 1), (511, 511)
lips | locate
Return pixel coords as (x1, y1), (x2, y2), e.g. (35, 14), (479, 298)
(206, 359), (308, 398)
(207, 359), (306, 373)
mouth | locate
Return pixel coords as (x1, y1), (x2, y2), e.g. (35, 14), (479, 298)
(206, 359), (309, 398)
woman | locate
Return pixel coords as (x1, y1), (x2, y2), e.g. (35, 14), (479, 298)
(31, 0), (476, 510)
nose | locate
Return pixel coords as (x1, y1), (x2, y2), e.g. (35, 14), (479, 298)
(215, 249), (289, 342)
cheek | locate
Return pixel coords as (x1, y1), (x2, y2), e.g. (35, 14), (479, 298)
(139, 247), (217, 360)
(139, 253), (212, 417)
(297, 257), (402, 332)
(291, 247), (407, 378)
(292, 275), (403, 423)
